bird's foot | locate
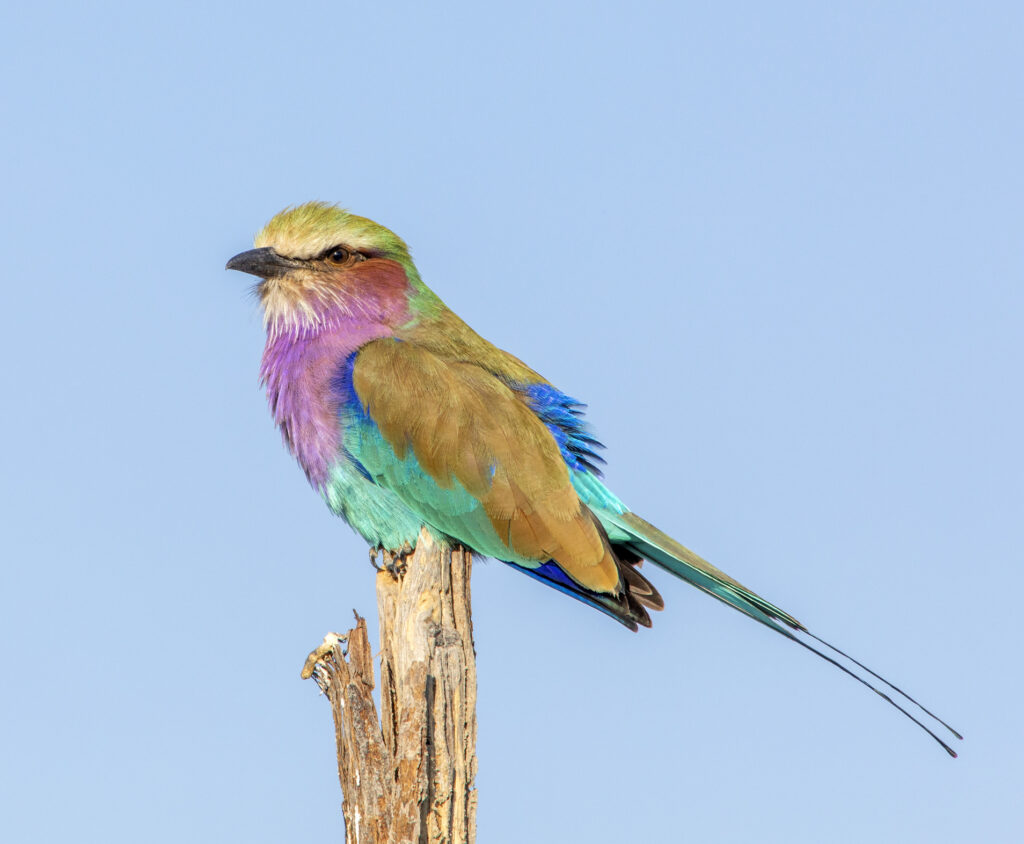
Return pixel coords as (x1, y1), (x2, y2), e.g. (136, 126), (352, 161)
(368, 545), (385, 572)
(379, 541), (415, 580)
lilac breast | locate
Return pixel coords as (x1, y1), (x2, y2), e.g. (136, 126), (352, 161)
(258, 259), (415, 488)
(260, 319), (392, 488)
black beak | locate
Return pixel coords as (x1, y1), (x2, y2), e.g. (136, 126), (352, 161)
(225, 247), (302, 279)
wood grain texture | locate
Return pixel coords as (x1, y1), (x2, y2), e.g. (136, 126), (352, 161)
(303, 528), (477, 844)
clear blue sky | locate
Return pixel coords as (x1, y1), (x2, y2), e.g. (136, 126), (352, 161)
(2, 2), (1021, 842)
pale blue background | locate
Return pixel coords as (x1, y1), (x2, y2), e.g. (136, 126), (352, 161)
(2, 2), (1021, 842)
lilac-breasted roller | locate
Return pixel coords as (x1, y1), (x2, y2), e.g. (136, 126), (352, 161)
(227, 202), (960, 756)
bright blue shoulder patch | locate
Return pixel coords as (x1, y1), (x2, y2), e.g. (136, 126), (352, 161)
(330, 351), (374, 481)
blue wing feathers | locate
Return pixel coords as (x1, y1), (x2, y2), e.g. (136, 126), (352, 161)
(516, 383), (606, 475)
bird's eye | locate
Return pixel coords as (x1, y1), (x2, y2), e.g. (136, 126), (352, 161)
(328, 247), (350, 263)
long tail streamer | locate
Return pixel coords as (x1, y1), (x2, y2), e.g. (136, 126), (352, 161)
(607, 510), (962, 756)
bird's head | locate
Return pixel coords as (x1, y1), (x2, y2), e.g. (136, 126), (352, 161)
(227, 202), (421, 339)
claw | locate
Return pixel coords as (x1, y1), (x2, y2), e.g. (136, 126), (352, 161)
(379, 542), (415, 579)
(396, 541), (414, 575)
(382, 552), (402, 579)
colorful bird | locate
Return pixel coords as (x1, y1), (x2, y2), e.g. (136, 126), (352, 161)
(228, 202), (961, 756)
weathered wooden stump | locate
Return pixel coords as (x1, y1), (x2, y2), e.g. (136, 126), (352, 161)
(303, 528), (477, 844)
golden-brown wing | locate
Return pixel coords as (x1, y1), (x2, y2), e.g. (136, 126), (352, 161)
(351, 338), (621, 593)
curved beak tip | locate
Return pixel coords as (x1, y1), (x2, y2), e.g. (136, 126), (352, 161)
(225, 249), (258, 275)
(225, 247), (292, 278)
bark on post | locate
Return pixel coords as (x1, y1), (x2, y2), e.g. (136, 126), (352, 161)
(302, 528), (478, 844)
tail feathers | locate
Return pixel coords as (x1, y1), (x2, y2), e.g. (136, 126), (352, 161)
(609, 511), (803, 632)
(605, 509), (963, 757)
(508, 547), (662, 632)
